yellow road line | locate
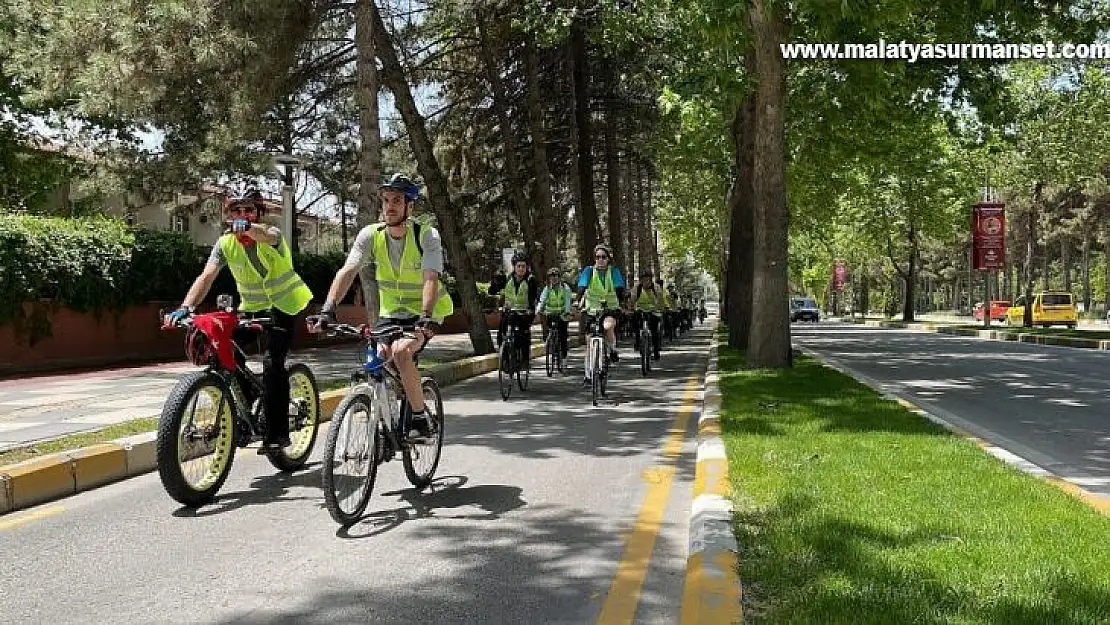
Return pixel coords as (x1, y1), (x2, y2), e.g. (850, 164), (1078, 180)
(0, 505), (65, 531)
(597, 374), (700, 625)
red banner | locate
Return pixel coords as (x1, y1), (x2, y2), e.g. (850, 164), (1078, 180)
(972, 202), (1005, 271)
(833, 262), (847, 290)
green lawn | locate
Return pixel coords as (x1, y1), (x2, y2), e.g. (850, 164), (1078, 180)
(953, 324), (1110, 340)
(717, 341), (1110, 624)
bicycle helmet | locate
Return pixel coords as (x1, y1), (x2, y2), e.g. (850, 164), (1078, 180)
(594, 243), (612, 258)
(226, 188), (266, 216)
(379, 173), (421, 201)
(547, 267), (562, 277)
(639, 268), (653, 278)
(510, 251), (529, 265)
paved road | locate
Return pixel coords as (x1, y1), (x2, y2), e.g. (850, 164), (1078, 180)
(0, 325), (578, 452)
(0, 324), (712, 624)
(794, 322), (1110, 498)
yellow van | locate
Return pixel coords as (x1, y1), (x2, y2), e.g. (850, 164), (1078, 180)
(1004, 291), (1077, 328)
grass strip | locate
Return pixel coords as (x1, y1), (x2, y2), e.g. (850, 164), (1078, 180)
(0, 417), (159, 466)
(718, 341), (1110, 624)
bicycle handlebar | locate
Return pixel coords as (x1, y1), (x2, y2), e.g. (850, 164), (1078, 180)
(158, 308), (272, 331)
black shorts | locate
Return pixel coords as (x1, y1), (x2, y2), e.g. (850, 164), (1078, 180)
(374, 316), (438, 357)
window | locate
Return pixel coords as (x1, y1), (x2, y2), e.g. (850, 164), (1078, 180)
(171, 213), (190, 233)
(1041, 294), (1072, 306)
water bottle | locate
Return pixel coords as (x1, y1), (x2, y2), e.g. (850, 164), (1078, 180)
(363, 344), (384, 374)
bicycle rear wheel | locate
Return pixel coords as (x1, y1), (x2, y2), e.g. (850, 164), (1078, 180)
(545, 334), (556, 377)
(321, 392), (379, 526)
(516, 343), (530, 391)
(640, 330), (650, 376)
(403, 378), (444, 489)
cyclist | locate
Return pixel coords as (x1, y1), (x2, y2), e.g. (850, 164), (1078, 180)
(489, 251), (539, 362)
(308, 173), (454, 440)
(631, 269), (662, 360)
(162, 189), (313, 454)
(537, 267), (572, 359)
(658, 279), (675, 340)
(575, 243), (628, 385)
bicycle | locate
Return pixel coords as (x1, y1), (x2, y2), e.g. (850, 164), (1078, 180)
(156, 298), (321, 507)
(318, 322), (445, 526)
(498, 309), (532, 401)
(583, 310), (615, 407)
(634, 313), (658, 377)
(544, 315), (567, 377)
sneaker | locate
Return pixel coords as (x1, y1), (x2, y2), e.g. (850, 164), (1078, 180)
(653, 351), (661, 360)
(408, 412), (434, 440)
(581, 376), (591, 387)
(610, 350), (620, 363)
(258, 436), (291, 454)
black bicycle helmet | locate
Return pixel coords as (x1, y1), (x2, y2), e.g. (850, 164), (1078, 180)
(639, 268), (653, 278)
(379, 173), (420, 201)
(510, 251), (528, 265)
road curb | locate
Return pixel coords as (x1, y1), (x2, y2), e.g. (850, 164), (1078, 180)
(0, 337), (581, 517)
(861, 319), (1110, 351)
(681, 334), (743, 624)
(797, 346), (1110, 517)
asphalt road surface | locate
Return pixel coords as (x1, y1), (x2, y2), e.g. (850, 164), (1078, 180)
(0, 324), (713, 625)
(794, 322), (1110, 499)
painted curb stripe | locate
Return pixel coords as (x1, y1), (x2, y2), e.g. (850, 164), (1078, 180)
(681, 332), (742, 625)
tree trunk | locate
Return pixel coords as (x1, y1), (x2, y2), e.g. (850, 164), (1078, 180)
(372, 2), (493, 354)
(477, 15), (536, 266)
(726, 90), (756, 351)
(901, 226), (918, 322)
(1103, 221), (1110, 313)
(355, 0), (382, 322)
(1082, 233), (1091, 312)
(626, 154), (639, 280)
(649, 174), (660, 277)
(1023, 187), (1040, 327)
(745, 1), (790, 367)
(355, 0), (381, 229)
(570, 16), (599, 267)
(1062, 237), (1071, 292)
(602, 59), (624, 271)
(637, 159), (653, 281)
(523, 35), (557, 276)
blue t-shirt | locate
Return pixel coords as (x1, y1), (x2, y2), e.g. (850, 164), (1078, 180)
(577, 266), (626, 290)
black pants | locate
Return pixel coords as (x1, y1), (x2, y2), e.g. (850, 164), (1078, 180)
(498, 310), (533, 353)
(542, 315), (569, 355)
(632, 311), (662, 355)
(233, 308), (296, 443)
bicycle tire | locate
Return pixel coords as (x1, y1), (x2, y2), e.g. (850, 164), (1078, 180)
(156, 371), (237, 507)
(403, 378), (444, 489)
(321, 392), (379, 526)
(267, 363), (321, 472)
(517, 343), (530, 391)
(498, 340), (514, 401)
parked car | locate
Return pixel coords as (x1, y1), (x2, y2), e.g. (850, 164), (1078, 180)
(1004, 292), (1077, 328)
(973, 300), (1011, 322)
(790, 297), (821, 323)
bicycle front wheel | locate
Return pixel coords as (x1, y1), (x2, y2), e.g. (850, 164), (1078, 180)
(156, 371), (237, 507)
(321, 392), (379, 526)
(498, 341), (514, 401)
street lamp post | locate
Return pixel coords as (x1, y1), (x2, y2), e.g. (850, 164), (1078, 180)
(273, 155), (301, 249)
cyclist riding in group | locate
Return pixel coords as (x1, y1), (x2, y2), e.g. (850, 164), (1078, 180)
(308, 173), (454, 441)
(489, 251), (540, 362)
(538, 267), (572, 360)
(631, 269), (663, 361)
(575, 243), (628, 385)
(163, 189), (313, 454)
(658, 279), (675, 340)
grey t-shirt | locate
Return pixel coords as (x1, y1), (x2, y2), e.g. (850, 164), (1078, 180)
(207, 227), (286, 277)
(344, 222), (446, 320)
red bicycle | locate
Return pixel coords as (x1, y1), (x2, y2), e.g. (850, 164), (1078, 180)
(156, 297), (321, 507)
